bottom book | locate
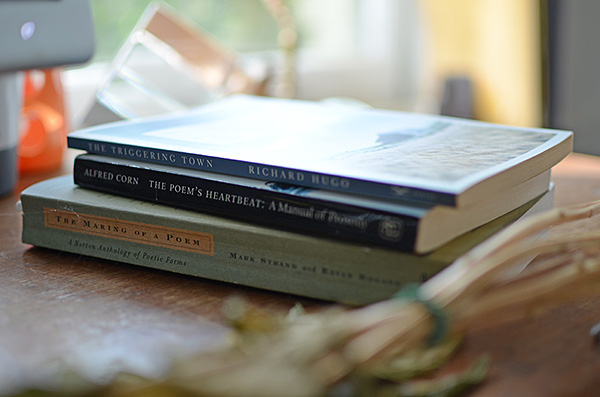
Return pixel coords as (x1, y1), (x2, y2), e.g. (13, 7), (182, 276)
(20, 176), (554, 305)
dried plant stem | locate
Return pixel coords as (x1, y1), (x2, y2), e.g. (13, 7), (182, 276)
(422, 200), (600, 308)
(361, 201), (600, 364)
(100, 199), (600, 397)
(454, 237), (600, 331)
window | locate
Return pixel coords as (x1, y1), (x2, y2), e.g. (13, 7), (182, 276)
(65, 0), (425, 127)
(90, 0), (282, 61)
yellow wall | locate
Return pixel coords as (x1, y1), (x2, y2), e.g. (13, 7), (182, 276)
(421, 0), (542, 127)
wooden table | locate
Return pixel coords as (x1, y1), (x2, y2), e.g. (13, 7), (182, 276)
(2, 152), (600, 396)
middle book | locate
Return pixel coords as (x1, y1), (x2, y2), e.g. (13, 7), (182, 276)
(73, 153), (551, 254)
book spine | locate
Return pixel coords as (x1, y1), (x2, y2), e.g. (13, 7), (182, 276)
(20, 192), (445, 305)
(73, 156), (422, 252)
(67, 136), (456, 206)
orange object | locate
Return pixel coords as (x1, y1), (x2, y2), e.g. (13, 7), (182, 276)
(19, 68), (68, 173)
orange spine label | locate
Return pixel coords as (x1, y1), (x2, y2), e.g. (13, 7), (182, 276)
(43, 207), (214, 255)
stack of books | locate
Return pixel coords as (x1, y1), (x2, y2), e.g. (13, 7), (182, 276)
(20, 95), (572, 304)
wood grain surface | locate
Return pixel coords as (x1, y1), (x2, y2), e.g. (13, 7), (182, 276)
(1, 152), (600, 396)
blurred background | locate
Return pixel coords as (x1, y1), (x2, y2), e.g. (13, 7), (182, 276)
(59, 0), (598, 155)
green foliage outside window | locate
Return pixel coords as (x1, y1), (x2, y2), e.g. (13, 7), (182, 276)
(90, 0), (287, 61)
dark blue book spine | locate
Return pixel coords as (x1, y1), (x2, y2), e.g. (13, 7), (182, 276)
(68, 136), (455, 206)
(73, 155), (421, 252)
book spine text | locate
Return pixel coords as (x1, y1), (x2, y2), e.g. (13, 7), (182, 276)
(67, 137), (455, 206)
(73, 156), (421, 251)
(21, 197), (444, 305)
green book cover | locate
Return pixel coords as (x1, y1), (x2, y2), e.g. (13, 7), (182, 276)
(20, 176), (553, 305)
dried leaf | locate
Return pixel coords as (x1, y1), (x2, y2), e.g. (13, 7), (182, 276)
(369, 336), (464, 382)
(222, 295), (284, 335)
(393, 355), (490, 397)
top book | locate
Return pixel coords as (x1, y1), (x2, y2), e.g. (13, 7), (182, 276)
(68, 95), (573, 207)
